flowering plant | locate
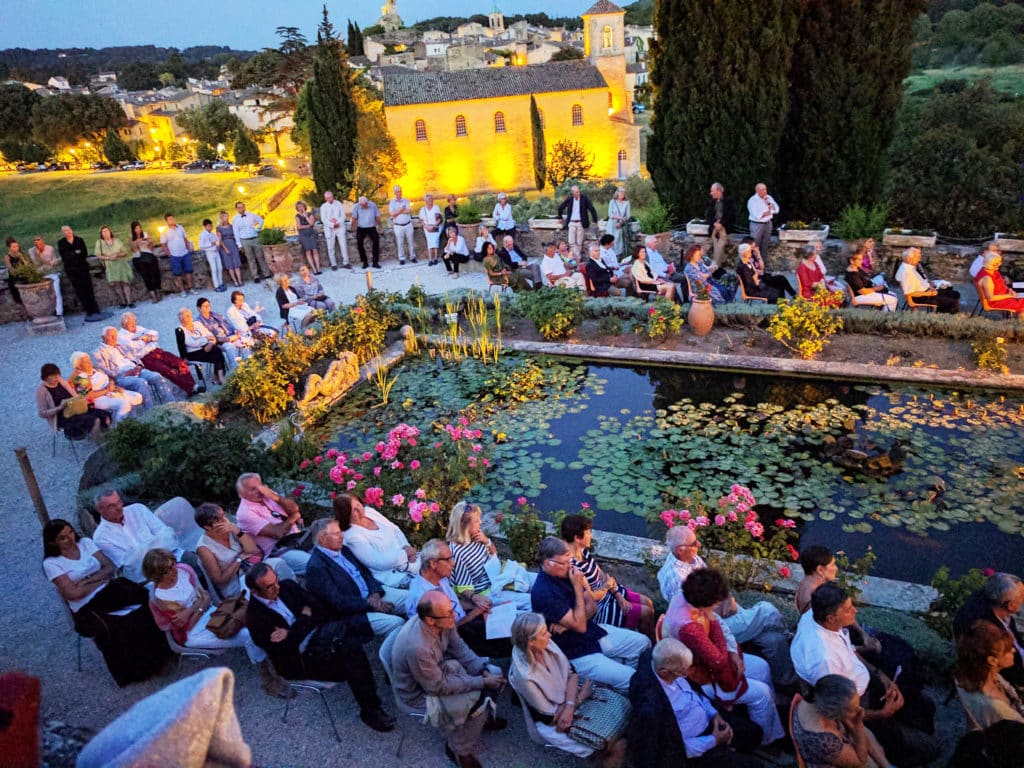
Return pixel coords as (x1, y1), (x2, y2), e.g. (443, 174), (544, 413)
(645, 299), (684, 342)
(655, 485), (799, 590)
(300, 417), (491, 546)
(499, 497), (548, 565)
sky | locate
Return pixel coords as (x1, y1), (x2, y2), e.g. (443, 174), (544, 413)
(1, 0), (599, 50)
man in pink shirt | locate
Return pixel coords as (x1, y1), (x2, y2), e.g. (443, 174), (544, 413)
(236, 472), (310, 575)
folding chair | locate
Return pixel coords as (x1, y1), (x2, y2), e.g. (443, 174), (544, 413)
(738, 278), (768, 305)
(174, 326), (211, 392)
(283, 679), (342, 743)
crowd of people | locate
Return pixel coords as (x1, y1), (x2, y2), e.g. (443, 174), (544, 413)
(39, 475), (1024, 768)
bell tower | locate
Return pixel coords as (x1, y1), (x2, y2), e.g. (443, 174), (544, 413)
(581, 0), (628, 119)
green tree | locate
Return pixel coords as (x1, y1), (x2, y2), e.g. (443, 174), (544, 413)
(347, 20), (365, 56)
(349, 86), (405, 200)
(546, 139), (594, 186)
(196, 142), (219, 161)
(530, 95), (546, 190)
(102, 129), (135, 164)
(0, 83), (42, 144)
(30, 93), (126, 149)
(232, 128), (261, 166)
(306, 6), (358, 196)
(550, 47), (584, 61)
(175, 101), (245, 148)
(647, 0), (801, 221)
(777, 0), (924, 221)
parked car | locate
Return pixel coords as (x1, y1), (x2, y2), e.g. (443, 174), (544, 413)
(211, 160), (235, 171)
(257, 164), (282, 178)
(120, 160), (146, 170)
(632, 103), (646, 114)
(90, 161), (113, 170)
(183, 160), (212, 171)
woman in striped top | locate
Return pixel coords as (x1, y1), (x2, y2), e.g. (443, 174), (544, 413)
(561, 514), (656, 639)
(447, 501), (533, 611)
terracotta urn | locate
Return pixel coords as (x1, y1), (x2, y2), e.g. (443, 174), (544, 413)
(687, 299), (714, 337)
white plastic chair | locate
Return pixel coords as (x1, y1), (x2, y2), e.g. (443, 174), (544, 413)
(282, 679), (342, 743)
(154, 497), (203, 551)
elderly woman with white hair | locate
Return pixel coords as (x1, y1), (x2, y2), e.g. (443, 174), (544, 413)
(607, 186), (631, 257)
(736, 243), (780, 303)
(975, 250), (1024, 317)
(295, 265), (336, 312)
(176, 308), (226, 385)
(70, 351), (143, 423)
(274, 273), (314, 333)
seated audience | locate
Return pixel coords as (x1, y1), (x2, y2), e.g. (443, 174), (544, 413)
(235, 472), (309, 576)
(405, 539), (512, 658)
(244, 562), (396, 730)
(953, 572), (1024, 688)
(334, 493), (419, 603)
(196, 297), (252, 369)
(663, 568), (784, 746)
(483, 241), (526, 292)
(226, 289), (277, 339)
(92, 488), (179, 582)
(391, 591), (507, 768)
(896, 247), (960, 313)
(585, 244), (622, 297)
(474, 224), (497, 260)
(859, 238), (883, 280)
(70, 351), (144, 423)
(736, 243), (780, 303)
(955, 620), (1024, 730)
(43, 519), (169, 686)
(540, 242), (586, 290)
(644, 235), (674, 280)
(295, 265), (336, 311)
(509, 611), (626, 763)
(658, 525), (796, 687)
(117, 312), (195, 395)
(684, 245), (733, 304)
(561, 514), (655, 638)
(743, 236), (795, 298)
(631, 245), (676, 301)
(305, 518), (405, 638)
(793, 674), (892, 768)
(969, 243), (1000, 280)
(628, 638), (764, 768)
(95, 326), (179, 406)
(274, 273), (315, 333)
(530, 537), (650, 694)
(448, 501), (532, 612)
(791, 583), (940, 766)
(846, 252), (897, 311)
(975, 250), (1024, 317)
(36, 362), (110, 439)
(176, 308), (227, 385)
(599, 233), (629, 278)
(797, 246), (845, 307)
(498, 235), (542, 288)
(442, 227), (472, 277)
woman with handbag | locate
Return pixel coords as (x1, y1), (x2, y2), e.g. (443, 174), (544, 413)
(510, 612), (627, 766)
(36, 362), (110, 439)
(69, 351), (143, 423)
(663, 568), (785, 746)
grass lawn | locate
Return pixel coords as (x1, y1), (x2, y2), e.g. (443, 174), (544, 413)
(905, 64), (1024, 96)
(0, 169), (287, 245)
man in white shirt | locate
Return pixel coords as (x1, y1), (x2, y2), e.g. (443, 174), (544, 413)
(540, 242), (585, 290)
(746, 183), (778, 261)
(231, 201), (270, 282)
(388, 185), (416, 265)
(29, 235), (63, 316)
(644, 235), (673, 279)
(492, 192), (516, 243)
(160, 214), (195, 297)
(94, 326), (181, 405)
(498, 235), (542, 287)
(93, 489), (179, 582)
(319, 190), (351, 270)
(116, 312), (196, 395)
(599, 233), (629, 277)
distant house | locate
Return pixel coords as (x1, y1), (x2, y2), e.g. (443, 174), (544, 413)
(47, 76), (71, 91)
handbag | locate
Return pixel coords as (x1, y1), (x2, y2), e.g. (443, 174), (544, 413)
(205, 594), (248, 639)
(567, 685), (630, 751)
(62, 395), (88, 417)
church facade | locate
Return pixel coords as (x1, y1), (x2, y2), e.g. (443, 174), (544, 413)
(382, 0), (642, 197)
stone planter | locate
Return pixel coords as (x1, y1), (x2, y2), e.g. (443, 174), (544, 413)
(686, 219), (710, 237)
(457, 222), (482, 243)
(882, 228), (937, 249)
(528, 217), (564, 232)
(18, 280), (57, 320)
(995, 233), (1024, 253)
(265, 243), (295, 275)
(687, 299), (714, 337)
(778, 224), (829, 243)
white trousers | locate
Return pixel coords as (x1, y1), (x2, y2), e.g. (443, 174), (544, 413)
(46, 273), (63, 315)
(323, 227), (349, 267)
(853, 292), (898, 311)
(186, 606), (265, 663)
(203, 249), (223, 289)
(571, 624), (651, 694)
(702, 653), (784, 744)
(394, 222), (416, 262)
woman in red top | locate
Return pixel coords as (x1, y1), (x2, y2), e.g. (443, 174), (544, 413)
(797, 246), (844, 307)
(975, 251), (1024, 317)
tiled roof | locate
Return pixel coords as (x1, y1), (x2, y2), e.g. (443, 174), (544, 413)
(583, 0), (624, 16)
(383, 60), (607, 107)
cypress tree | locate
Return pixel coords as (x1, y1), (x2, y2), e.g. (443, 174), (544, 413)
(307, 6), (358, 196)
(648, 0), (801, 221)
(530, 95), (546, 191)
(102, 129), (134, 164)
(777, 0), (925, 221)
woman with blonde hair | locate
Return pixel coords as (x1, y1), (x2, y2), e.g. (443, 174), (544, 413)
(95, 225), (135, 308)
(447, 501), (533, 611)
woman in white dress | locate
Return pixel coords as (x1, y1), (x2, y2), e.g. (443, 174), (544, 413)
(69, 351), (143, 423)
(607, 187), (631, 257)
(419, 193), (443, 266)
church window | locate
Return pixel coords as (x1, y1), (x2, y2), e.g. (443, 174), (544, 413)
(414, 120), (427, 141)
(572, 104), (583, 126)
(455, 115), (467, 137)
(494, 111), (506, 133)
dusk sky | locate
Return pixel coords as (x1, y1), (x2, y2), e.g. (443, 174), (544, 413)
(1, 0), (594, 51)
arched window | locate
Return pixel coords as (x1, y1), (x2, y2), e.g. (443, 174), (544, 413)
(414, 119), (427, 141)
(494, 111), (506, 133)
(617, 149), (627, 179)
(608, 92), (614, 111)
(455, 115), (468, 137)
(538, 108), (545, 128)
(571, 104), (583, 126)
(602, 25), (613, 50)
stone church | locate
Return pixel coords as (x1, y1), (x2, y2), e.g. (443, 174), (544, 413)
(382, 0), (642, 196)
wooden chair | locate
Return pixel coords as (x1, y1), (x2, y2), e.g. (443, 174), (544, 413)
(789, 693), (808, 768)
(738, 277), (768, 305)
(846, 282), (882, 310)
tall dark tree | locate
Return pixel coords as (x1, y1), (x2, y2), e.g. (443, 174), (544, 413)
(647, 0), (801, 221)
(346, 20), (365, 56)
(30, 93), (126, 149)
(0, 83), (42, 144)
(306, 6), (358, 196)
(103, 129), (135, 163)
(232, 128), (261, 166)
(777, 0), (925, 221)
(530, 95), (546, 191)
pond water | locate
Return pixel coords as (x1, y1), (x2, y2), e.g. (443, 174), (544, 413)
(320, 355), (1024, 584)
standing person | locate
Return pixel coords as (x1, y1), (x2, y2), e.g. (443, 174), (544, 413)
(159, 214), (195, 297)
(419, 193), (443, 266)
(29, 235), (64, 316)
(351, 196), (382, 269)
(216, 210), (244, 288)
(607, 186), (632, 258)
(492, 192), (516, 244)
(57, 225), (106, 321)
(558, 185), (599, 258)
(443, 193), (459, 237)
(388, 185), (416, 264)
(5, 237), (28, 303)
(704, 183), (736, 266)
(94, 226), (135, 308)
(319, 190), (350, 271)
(746, 183), (778, 260)
(231, 201), (269, 282)
(442, 227), (471, 278)
(294, 201), (322, 275)
(197, 219), (225, 292)
(128, 222), (161, 304)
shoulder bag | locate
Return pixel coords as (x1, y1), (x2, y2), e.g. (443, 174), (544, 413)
(205, 593), (248, 639)
(567, 685), (630, 751)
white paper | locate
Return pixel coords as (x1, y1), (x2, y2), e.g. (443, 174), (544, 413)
(485, 601), (516, 639)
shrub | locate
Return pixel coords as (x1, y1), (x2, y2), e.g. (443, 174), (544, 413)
(972, 335), (1009, 374)
(624, 175), (658, 210)
(831, 202), (891, 240)
(455, 196), (483, 224)
(637, 201), (672, 234)
(644, 298), (684, 342)
(597, 315), (623, 335)
(257, 227), (287, 246)
(927, 565), (989, 636)
(767, 295), (843, 359)
(513, 287), (585, 340)
(8, 259), (47, 284)
(499, 498), (548, 565)
(833, 548), (877, 603)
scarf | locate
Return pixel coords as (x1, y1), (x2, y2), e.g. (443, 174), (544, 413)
(511, 644), (571, 716)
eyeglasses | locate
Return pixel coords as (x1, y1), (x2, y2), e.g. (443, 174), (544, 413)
(546, 558), (572, 567)
(433, 556), (453, 562)
(427, 610), (455, 620)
